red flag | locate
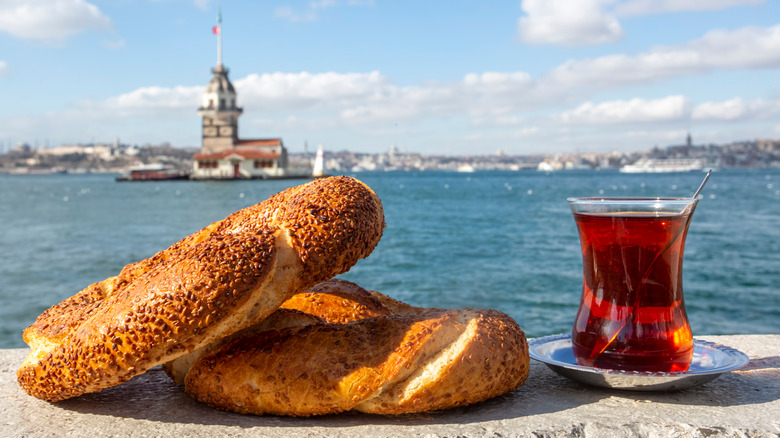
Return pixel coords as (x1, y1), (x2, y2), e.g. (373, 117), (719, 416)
(212, 25), (220, 35)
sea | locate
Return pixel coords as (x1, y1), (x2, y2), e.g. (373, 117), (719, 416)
(1, 169), (778, 348)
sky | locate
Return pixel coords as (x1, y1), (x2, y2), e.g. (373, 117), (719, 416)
(1, 0), (779, 156)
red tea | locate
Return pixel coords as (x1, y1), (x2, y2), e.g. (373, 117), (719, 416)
(571, 211), (694, 372)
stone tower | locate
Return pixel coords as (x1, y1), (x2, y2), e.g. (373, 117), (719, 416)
(196, 9), (242, 154)
(197, 66), (242, 154)
(192, 9), (289, 180)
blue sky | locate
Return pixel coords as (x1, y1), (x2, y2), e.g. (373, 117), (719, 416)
(1, 0), (779, 156)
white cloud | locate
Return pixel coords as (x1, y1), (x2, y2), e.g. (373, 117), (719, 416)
(463, 72), (535, 93)
(65, 71), (397, 121)
(546, 24), (780, 91)
(517, 0), (765, 47)
(0, 61), (8, 77)
(547, 52), (698, 90)
(558, 96), (691, 124)
(0, 0), (112, 45)
(688, 25), (780, 69)
(557, 95), (780, 127)
(518, 0), (624, 47)
(235, 71), (392, 111)
(111, 86), (202, 109)
(73, 85), (203, 119)
(338, 85), (457, 124)
(692, 98), (780, 121)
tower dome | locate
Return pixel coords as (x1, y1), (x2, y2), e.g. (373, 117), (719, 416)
(200, 65), (241, 113)
(205, 66), (235, 94)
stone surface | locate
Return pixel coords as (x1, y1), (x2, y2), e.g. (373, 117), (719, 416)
(2, 335), (778, 437)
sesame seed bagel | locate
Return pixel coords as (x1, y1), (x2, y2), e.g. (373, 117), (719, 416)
(167, 279), (530, 416)
(17, 176), (385, 402)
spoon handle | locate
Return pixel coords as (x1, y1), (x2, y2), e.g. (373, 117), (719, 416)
(693, 170), (712, 199)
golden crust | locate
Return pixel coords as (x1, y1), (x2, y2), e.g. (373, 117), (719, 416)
(175, 279), (529, 416)
(17, 176), (385, 402)
(164, 279), (398, 384)
(280, 278), (395, 323)
(162, 308), (323, 386)
(279, 279), (425, 323)
(354, 309), (529, 415)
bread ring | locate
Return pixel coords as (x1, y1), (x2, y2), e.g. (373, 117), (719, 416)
(169, 279), (529, 416)
(17, 176), (385, 402)
(280, 277), (421, 321)
(163, 278), (409, 385)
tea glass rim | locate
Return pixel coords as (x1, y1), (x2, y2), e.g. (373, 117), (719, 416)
(568, 196), (698, 215)
(567, 196), (697, 205)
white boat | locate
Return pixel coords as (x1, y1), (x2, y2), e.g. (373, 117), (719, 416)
(620, 158), (704, 173)
(537, 154), (564, 171)
(537, 160), (562, 172)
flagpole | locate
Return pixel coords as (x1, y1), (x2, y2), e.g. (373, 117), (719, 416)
(216, 7), (222, 69)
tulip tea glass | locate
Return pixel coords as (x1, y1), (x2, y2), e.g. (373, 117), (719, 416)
(568, 197), (699, 372)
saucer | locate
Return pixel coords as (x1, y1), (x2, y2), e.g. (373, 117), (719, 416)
(528, 333), (750, 391)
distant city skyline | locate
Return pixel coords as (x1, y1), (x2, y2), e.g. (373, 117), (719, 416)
(1, 0), (779, 156)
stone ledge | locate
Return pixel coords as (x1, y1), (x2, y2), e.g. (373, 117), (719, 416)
(2, 335), (778, 437)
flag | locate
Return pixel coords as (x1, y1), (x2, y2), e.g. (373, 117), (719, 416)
(212, 6), (221, 34)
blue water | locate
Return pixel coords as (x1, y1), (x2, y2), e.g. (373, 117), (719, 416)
(1, 169), (778, 348)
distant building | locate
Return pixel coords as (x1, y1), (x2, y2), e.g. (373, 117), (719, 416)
(191, 12), (288, 180)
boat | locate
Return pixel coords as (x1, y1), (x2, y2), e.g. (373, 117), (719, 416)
(619, 158), (704, 173)
(537, 160), (562, 172)
(537, 154), (564, 172)
(116, 163), (190, 181)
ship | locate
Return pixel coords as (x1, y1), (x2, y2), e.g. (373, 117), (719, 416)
(619, 158), (704, 173)
(116, 163), (190, 181)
